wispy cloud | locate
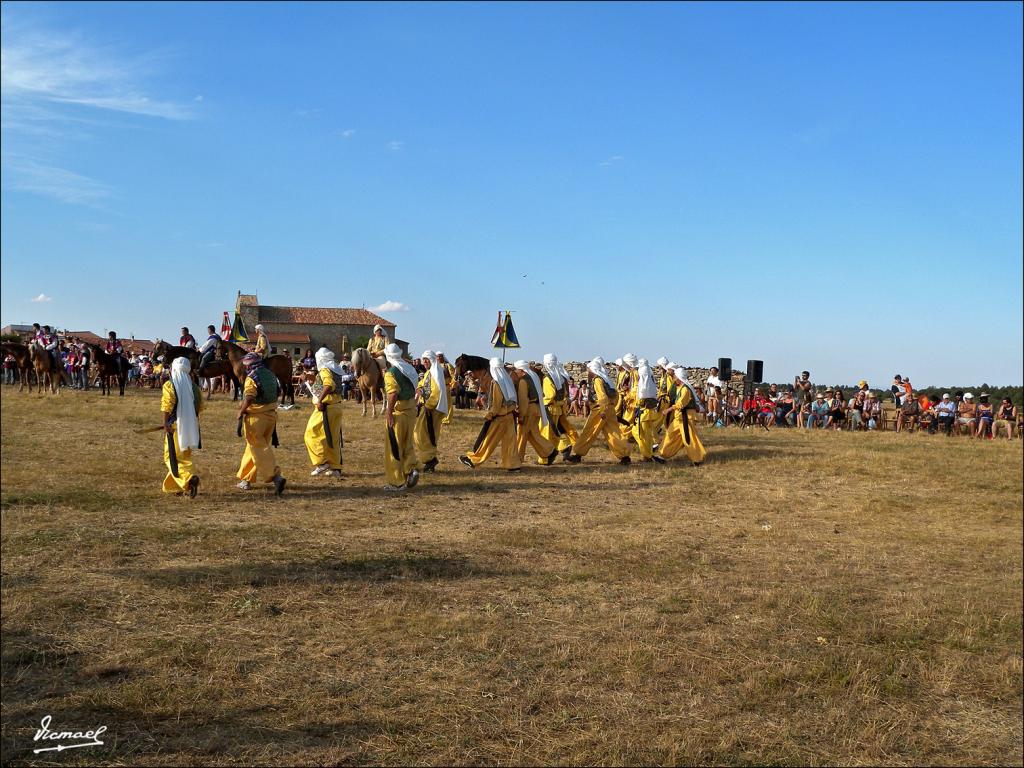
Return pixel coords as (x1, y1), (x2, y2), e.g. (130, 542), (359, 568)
(293, 107), (323, 118)
(31, 293), (52, 303)
(599, 155), (625, 167)
(3, 156), (111, 207)
(370, 300), (410, 313)
(387, 140), (404, 152)
(340, 128), (355, 139)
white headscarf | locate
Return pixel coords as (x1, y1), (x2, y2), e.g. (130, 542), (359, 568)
(621, 353), (638, 369)
(637, 358), (657, 399)
(489, 357), (518, 404)
(614, 358), (623, 367)
(373, 324), (384, 335)
(315, 347), (345, 377)
(675, 366), (705, 413)
(656, 356), (669, 369)
(542, 353), (565, 391)
(588, 356), (615, 389)
(255, 324), (265, 333)
(421, 350), (449, 415)
(514, 360), (549, 427)
(170, 357), (201, 451)
(384, 343), (418, 388)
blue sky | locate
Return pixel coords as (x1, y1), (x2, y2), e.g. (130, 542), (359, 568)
(2, 1), (1021, 385)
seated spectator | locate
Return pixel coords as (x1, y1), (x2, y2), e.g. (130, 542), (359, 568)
(339, 364), (357, 399)
(862, 392), (882, 430)
(917, 393), (935, 432)
(827, 388), (846, 429)
(807, 392), (829, 429)
(747, 388), (774, 430)
(932, 393), (957, 435)
(725, 388), (743, 426)
(577, 380), (590, 417)
(956, 393), (977, 435)
(975, 394), (995, 439)
(896, 393), (922, 433)
(568, 379), (580, 416)
(776, 389), (795, 426)
(994, 398), (1018, 439)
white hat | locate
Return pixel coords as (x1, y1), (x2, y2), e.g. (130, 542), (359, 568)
(373, 324), (383, 333)
(942, 393), (951, 399)
(656, 356), (669, 368)
(963, 392), (974, 400)
(255, 324), (265, 332)
(621, 353), (638, 368)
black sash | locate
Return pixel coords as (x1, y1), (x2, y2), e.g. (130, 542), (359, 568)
(473, 418), (491, 451)
(426, 409), (437, 446)
(387, 425), (401, 460)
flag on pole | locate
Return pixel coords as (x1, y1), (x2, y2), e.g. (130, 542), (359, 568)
(220, 311), (232, 340)
(230, 312), (249, 343)
(489, 311), (504, 347)
(491, 310), (520, 349)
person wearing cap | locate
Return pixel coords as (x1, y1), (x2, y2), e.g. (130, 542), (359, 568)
(511, 360), (558, 465)
(367, 325), (388, 358)
(160, 357), (203, 497)
(236, 352), (286, 495)
(630, 358), (663, 460)
(539, 353), (578, 460)
(807, 392), (830, 429)
(253, 324), (269, 358)
(616, 353), (639, 439)
(381, 344), (421, 489)
(862, 391), (882, 430)
(956, 393), (977, 435)
(460, 358), (522, 471)
(304, 347), (345, 479)
(414, 350), (449, 472)
(656, 368), (707, 465)
(932, 393), (957, 435)
(994, 398), (1018, 439)
(436, 352), (458, 426)
(566, 358), (631, 465)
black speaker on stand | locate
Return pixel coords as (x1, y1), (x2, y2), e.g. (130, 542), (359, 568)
(746, 359), (763, 384)
(718, 357), (732, 381)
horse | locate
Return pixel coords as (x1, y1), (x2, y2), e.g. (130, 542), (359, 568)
(197, 357), (239, 400)
(218, 339), (295, 405)
(84, 343), (129, 396)
(2, 342), (34, 392)
(156, 339), (232, 398)
(454, 353), (493, 400)
(28, 343), (69, 394)
(351, 347), (386, 416)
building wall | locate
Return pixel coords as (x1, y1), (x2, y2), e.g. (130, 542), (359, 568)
(258, 322), (391, 356)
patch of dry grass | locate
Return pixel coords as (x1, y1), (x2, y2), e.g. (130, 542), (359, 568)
(1, 387), (1021, 765)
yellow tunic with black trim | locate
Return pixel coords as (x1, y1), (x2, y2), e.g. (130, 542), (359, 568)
(304, 367), (344, 470)
(384, 368), (419, 485)
(237, 373), (280, 484)
(465, 380), (521, 469)
(414, 369), (445, 464)
(658, 383), (707, 464)
(573, 376), (631, 459)
(160, 379), (203, 492)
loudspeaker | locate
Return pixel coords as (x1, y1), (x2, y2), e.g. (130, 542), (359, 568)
(717, 357), (732, 380)
(746, 359), (764, 383)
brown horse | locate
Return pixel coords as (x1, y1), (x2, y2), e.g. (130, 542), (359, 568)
(155, 340), (229, 398)
(197, 357), (239, 400)
(28, 343), (68, 394)
(84, 343), (129, 396)
(218, 339), (295, 404)
(351, 348), (385, 416)
(454, 353), (493, 402)
(152, 339), (199, 368)
(2, 342), (34, 392)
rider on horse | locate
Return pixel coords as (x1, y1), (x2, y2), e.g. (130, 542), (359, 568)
(367, 325), (388, 358)
(179, 327), (197, 349)
(106, 331), (125, 362)
(198, 324), (220, 369)
(35, 325), (60, 371)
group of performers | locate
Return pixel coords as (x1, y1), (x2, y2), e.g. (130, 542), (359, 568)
(156, 328), (708, 496)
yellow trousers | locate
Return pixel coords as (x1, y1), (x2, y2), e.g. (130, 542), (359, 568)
(659, 411), (707, 464)
(517, 403), (556, 464)
(619, 398), (637, 441)
(162, 424), (196, 493)
(466, 413), (521, 469)
(304, 401), (343, 469)
(631, 406), (663, 459)
(441, 398), (455, 426)
(237, 410), (281, 484)
(540, 404), (577, 453)
(574, 404), (631, 459)
(414, 406), (444, 463)
(385, 405), (419, 486)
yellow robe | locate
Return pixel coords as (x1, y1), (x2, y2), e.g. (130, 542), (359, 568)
(384, 369), (419, 486)
(414, 370), (445, 464)
(658, 384), (707, 464)
(367, 335), (387, 356)
(631, 399), (662, 459)
(237, 376), (281, 484)
(617, 368), (638, 439)
(465, 380), (521, 469)
(254, 333), (269, 358)
(160, 380), (203, 493)
(304, 368), (344, 470)
(516, 376), (555, 464)
(440, 361), (457, 425)
(540, 374), (577, 455)
(573, 377), (631, 459)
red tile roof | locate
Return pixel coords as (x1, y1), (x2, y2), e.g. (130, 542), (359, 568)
(257, 306), (396, 327)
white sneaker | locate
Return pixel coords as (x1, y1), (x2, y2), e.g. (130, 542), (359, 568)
(383, 483), (407, 492)
(310, 463), (329, 476)
(327, 469), (343, 479)
(236, 480), (252, 490)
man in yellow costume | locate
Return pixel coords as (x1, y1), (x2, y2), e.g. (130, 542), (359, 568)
(253, 324), (270, 358)
(566, 357), (632, 465)
(631, 358), (663, 461)
(414, 349), (449, 473)
(304, 347), (344, 479)
(437, 351), (457, 426)
(512, 360), (558, 465)
(459, 358), (522, 471)
(540, 353), (577, 460)
(656, 367), (707, 465)
(367, 324), (388, 358)
(160, 357), (202, 497)
(616, 352), (639, 440)
(236, 352), (287, 494)
(383, 343), (421, 491)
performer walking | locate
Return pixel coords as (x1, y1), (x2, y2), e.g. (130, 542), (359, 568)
(512, 360), (558, 465)
(460, 358), (522, 471)
(160, 357), (202, 497)
(304, 347), (344, 479)
(617, 353), (639, 439)
(567, 357), (632, 465)
(656, 368), (707, 465)
(383, 344), (421, 491)
(437, 352), (457, 426)
(631, 358), (662, 461)
(414, 350), (449, 472)
(236, 352), (286, 494)
(539, 353), (577, 460)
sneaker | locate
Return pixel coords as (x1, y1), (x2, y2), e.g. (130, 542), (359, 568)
(619, 456), (632, 466)
(566, 453), (582, 464)
(273, 475), (286, 496)
(652, 455), (666, 465)
(406, 469), (420, 489)
(422, 458), (439, 473)
(384, 483), (407, 492)
(544, 449), (558, 465)
(236, 480), (252, 491)
(559, 447), (573, 461)
(310, 463), (329, 477)
(459, 455), (474, 469)
(187, 476), (200, 498)
(652, 443), (660, 452)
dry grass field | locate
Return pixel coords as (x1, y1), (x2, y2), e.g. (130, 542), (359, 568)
(1, 386), (1021, 766)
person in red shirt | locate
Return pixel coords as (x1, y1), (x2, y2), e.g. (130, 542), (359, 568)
(743, 388), (774, 431)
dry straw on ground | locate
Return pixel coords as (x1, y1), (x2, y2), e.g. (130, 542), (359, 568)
(1, 388), (1021, 766)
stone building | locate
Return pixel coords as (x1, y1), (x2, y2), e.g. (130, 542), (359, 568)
(235, 292), (407, 357)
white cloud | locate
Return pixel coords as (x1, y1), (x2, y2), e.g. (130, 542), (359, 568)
(31, 293), (52, 303)
(370, 300), (410, 313)
(387, 140), (404, 151)
(3, 156), (111, 206)
(599, 155), (625, 167)
(340, 128), (355, 138)
(194, 94), (204, 102)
